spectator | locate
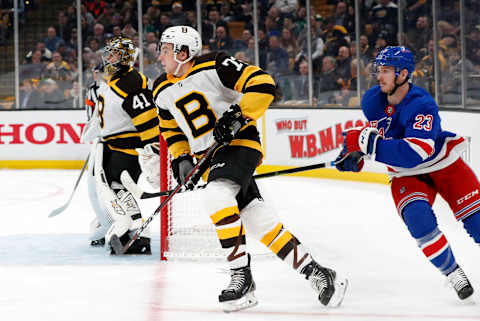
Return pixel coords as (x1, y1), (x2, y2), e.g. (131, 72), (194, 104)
(291, 59), (309, 101)
(368, 0), (398, 42)
(283, 15), (300, 38)
(170, 2), (188, 26)
(55, 11), (73, 43)
(104, 12), (122, 34)
(266, 35), (290, 78)
(234, 29), (252, 50)
(143, 14), (156, 34)
(19, 79), (42, 109)
(65, 28), (78, 52)
(37, 78), (67, 109)
(209, 25), (233, 53)
(466, 25), (480, 66)
(280, 28), (298, 63)
(359, 35), (373, 63)
(144, 32), (157, 46)
(25, 41), (52, 62)
(406, 16), (432, 55)
(43, 51), (73, 90)
(316, 56), (342, 107)
(336, 45), (352, 82)
(323, 24), (349, 57)
(204, 7), (228, 44)
(375, 31), (389, 50)
(122, 23), (137, 39)
(270, 0), (298, 15)
(21, 49), (44, 81)
(155, 13), (172, 37)
(87, 38), (102, 55)
(112, 25), (122, 37)
(93, 23), (106, 48)
(44, 26), (65, 52)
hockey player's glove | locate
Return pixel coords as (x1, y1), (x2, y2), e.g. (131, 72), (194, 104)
(344, 126), (382, 156)
(171, 153), (197, 190)
(137, 143), (161, 189)
(335, 149), (365, 172)
(213, 104), (245, 145)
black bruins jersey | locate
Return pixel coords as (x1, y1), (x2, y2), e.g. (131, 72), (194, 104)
(96, 68), (159, 155)
(152, 52), (276, 158)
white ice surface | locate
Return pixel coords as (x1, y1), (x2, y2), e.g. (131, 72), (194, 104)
(1, 169), (479, 321)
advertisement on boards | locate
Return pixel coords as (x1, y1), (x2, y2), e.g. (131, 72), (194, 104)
(0, 110), (89, 161)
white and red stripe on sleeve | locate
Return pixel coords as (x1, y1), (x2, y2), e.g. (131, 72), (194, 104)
(404, 137), (435, 160)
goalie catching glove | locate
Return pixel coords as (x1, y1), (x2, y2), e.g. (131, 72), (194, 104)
(213, 104), (246, 145)
(137, 143), (160, 189)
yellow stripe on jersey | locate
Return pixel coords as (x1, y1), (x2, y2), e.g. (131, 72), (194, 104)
(269, 230), (293, 254)
(107, 144), (139, 156)
(210, 206), (239, 224)
(217, 225), (244, 240)
(234, 65), (260, 92)
(260, 223), (283, 247)
(159, 118), (180, 129)
(153, 60), (216, 97)
(153, 79), (171, 98)
(140, 72), (147, 89)
(104, 132), (139, 140)
(245, 73), (275, 88)
(108, 78), (128, 98)
(132, 109), (158, 127)
(229, 139), (263, 155)
(139, 127), (159, 141)
(168, 141), (191, 159)
(240, 92), (274, 121)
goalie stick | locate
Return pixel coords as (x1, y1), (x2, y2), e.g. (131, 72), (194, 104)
(109, 141), (221, 255)
(121, 160), (336, 200)
(48, 153), (90, 218)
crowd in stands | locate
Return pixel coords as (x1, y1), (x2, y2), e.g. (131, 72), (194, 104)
(11, 0), (480, 109)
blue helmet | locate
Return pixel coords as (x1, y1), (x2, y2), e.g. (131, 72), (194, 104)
(375, 46), (415, 77)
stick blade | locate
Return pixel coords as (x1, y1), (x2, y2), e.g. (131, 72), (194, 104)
(48, 204), (68, 218)
(109, 234), (125, 255)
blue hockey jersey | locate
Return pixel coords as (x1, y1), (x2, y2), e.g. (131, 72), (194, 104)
(361, 84), (467, 177)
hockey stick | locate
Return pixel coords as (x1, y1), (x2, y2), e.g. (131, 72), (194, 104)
(123, 160), (337, 200)
(48, 153), (90, 218)
(109, 141), (221, 255)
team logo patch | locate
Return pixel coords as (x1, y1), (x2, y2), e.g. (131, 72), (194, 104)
(385, 104), (395, 117)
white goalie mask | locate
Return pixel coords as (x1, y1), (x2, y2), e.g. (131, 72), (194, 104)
(159, 26), (202, 75)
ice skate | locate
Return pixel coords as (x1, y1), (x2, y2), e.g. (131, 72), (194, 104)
(301, 260), (348, 307)
(447, 266), (474, 301)
(219, 256), (258, 312)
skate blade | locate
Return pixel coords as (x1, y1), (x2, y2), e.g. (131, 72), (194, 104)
(222, 292), (258, 313)
(109, 234), (125, 255)
(327, 276), (348, 308)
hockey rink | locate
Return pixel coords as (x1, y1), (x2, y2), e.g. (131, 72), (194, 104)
(1, 169), (479, 321)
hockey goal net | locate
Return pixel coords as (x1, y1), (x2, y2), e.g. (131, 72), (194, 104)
(158, 138), (224, 260)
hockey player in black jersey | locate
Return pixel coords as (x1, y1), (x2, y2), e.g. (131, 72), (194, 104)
(82, 37), (160, 255)
(139, 26), (348, 312)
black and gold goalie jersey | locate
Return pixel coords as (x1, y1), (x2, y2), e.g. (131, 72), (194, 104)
(152, 52), (276, 159)
(96, 68), (159, 155)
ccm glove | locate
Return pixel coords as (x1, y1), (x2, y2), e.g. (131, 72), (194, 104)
(213, 104), (245, 145)
(344, 126), (383, 156)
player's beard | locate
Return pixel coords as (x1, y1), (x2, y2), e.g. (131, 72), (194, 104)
(379, 81), (394, 95)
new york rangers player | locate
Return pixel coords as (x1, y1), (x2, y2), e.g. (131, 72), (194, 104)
(336, 46), (479, 301)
